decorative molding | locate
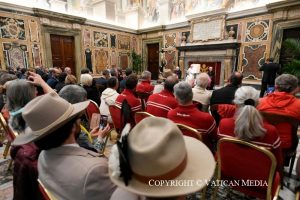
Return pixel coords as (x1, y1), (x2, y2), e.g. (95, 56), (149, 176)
(85, 19), (137, 34)
(267, 0), (300, 12)
(227, 6), (268, 20)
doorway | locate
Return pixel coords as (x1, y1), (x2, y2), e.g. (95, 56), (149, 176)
(147, 43), (159, 80)
(279, 27), (300, 66)
(188, 61), (222, 85)
(50, 34), (75, 74)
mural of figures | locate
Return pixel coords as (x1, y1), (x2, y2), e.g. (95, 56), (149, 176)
(119, 53), (129, 69)
(3, 43), (29, 68)
(0, 17), (26, 40)
(169, 0), (185, 21)
(185, 0), (201, 13)
(95, 49), (108, 73)
(165, 50), (176, 69)
(32, 44), (42, 67)
(146, 0), (159, 22)
(83, 29), (91, 47)
(110, 33), (116, 48)
(132, 36), (137, 52)
(118, 35), (130, 50)
(85, 48), (93, 72)
(94, 31), (108, 47)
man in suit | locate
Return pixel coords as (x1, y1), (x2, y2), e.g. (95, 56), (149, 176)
(12, 92), (116, 200)
(210, 72), (243, 105)
(259, 58), (281, 97)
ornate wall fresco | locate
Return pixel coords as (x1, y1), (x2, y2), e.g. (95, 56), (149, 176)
(164, 33), (176, 48)
(29, 19), (39, 42)
(94, 32), (108, 47)
(118, 35), (131, 50)
(94, 49), (108, 73)
(3, 43), (29, 68)
(0, 17), (26, 40)
(110, 34), (116, 48)
(145, 0), (159, 22)
(169, 0), (185, 21)
(119, 52), (129, 69)
(32, 44), (42, 67)
(245, 20), (269, 42)
(242, 45), (266, 79)
(83, 29), (91, 47)
(165, 50), (176, 69)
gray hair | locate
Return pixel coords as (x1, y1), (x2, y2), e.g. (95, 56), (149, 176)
(196, 73), (210, 88)
(80, 74), (93, 86)
(174, 81), (193, 105)
(141, 71), (151, 80)
(6, 79), (35, 132)
(233, 86), (265, 141)
(59, 85), (87, 104)
(275, 74), (298, 93)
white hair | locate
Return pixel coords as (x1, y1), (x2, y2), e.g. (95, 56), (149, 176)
(80, 74), (93, 86)
(233, 86), (266, 141)
(196, 73), (210, 88)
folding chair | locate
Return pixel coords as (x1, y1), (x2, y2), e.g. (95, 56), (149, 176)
(176, 123), (202, 141)
(134, 111), (154, 124)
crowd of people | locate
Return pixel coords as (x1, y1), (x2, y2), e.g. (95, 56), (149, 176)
(0, 62), (299, 200)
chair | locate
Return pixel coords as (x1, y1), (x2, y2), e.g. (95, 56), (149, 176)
(261, 112), (300, 177)
(214, 137), (280, 200)
(0, 113), (18, 159)
(85, 100), (100, 126)
(176, 123), (202, 141)
(37, 179), (57, 200)
(134, 111), (154, 124)
(109, 104), (122, 134)
(136, 91), (151, 111)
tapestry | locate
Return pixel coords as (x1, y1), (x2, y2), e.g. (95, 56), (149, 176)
(83, 29), (91, 47)
(29, 19), (39, 42)
(242, 45), (266, 79)
(0, 17), (26, 40)
(94, 31), (108, 47)
(164, 33), (176, 48)
(32, 44), (42, 67)
(119, 53), (129, 69)
(3, 43), (29, 68)
(118, 35), (130, 50)
(245, 20), (269, 42)
(94, 49), (108, 73)
(110, 33), (116, 48)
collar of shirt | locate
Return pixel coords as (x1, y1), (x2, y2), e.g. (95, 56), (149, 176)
(62, 143), (80, 148)
(160, 89), (174, 97)
(177, 104), (197, 112)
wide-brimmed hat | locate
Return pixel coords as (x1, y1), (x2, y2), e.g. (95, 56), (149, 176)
(12, 92), (89, 145)
(109, 117), (216, 197)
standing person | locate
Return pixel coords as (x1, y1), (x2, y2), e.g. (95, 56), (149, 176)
(259, 58), (281, 97)
(174, 66), (182, 79)
(207, 66), (215, 90)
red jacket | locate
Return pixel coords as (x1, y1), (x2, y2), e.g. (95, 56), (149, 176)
(257, 91), (300, 120)
(115, 89), (142, 115)
(218, 118), (283, 169)
(136, 80), (154, 94)
(146, 89), (178, 118)
(167, 104), (217, 149)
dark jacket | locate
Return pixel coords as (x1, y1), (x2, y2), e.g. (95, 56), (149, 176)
(10, 143), (43, 200)
(259, 62), (281, 85)
(83, 85), (100, 106)
(210, 84), (238, 105)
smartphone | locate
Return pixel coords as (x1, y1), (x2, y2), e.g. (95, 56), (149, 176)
(99, 115), (108, 130)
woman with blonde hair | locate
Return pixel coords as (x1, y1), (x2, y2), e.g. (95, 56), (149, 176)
(218, 86), (283, 169)
(65, 74), (77, 85)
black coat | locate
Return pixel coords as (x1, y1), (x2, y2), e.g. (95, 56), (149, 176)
(210, 85), (238, 105)
(259, 62), (281, 85)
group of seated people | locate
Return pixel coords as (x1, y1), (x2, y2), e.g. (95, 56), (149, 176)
(1, 66), (300, 200)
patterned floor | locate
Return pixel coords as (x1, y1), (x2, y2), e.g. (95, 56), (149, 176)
(0, 140), (299, 200)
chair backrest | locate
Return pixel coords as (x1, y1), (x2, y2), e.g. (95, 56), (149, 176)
(135, 111), (154, 124)
(176, 123), (202, 141)
(261, 112), (300, 150)
(0, 113), (18, 141)
(85, 100), (100, 121)
(217, 137), (278, 200)
(109, 104), (122, 133)
(37, 179), (57, 200)
(136, 91), (151, 111)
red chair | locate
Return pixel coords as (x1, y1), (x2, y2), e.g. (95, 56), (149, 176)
(109, 104), (122, 134)
(215, 137), (280, 200)
(134, 111), (154, 124)
(176, 123), (202, 141)
(85, 100), (100, 126)
(38, 179), (56, 200)
(261, 112), (300, 177)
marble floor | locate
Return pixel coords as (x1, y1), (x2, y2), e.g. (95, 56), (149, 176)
(0, 139), (299, 200)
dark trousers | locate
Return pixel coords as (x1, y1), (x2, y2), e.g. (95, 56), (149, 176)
(260, 82), (268, 97)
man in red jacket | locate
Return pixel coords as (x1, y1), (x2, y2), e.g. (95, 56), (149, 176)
(168, 81), (217, 150)
(136, 70), (154, 94)
(146, 75), (178, 118)
(257, 74), (300, 120)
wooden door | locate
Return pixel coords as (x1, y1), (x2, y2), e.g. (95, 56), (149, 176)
(50, 35), (75, 74)
(147, 43), (159, 80)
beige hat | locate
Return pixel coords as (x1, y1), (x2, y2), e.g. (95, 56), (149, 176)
(12, 92), (89, 145)
(109, 117), (216, 197)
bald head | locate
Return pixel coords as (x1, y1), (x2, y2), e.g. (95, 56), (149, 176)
(164, 75), (178, 93)
(229, 72), (243, 86)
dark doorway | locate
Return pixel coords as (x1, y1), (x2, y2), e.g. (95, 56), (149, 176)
(50, 34), (75, 74)
(279, 27), (300, 66)
(147, 43), (159, 80)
